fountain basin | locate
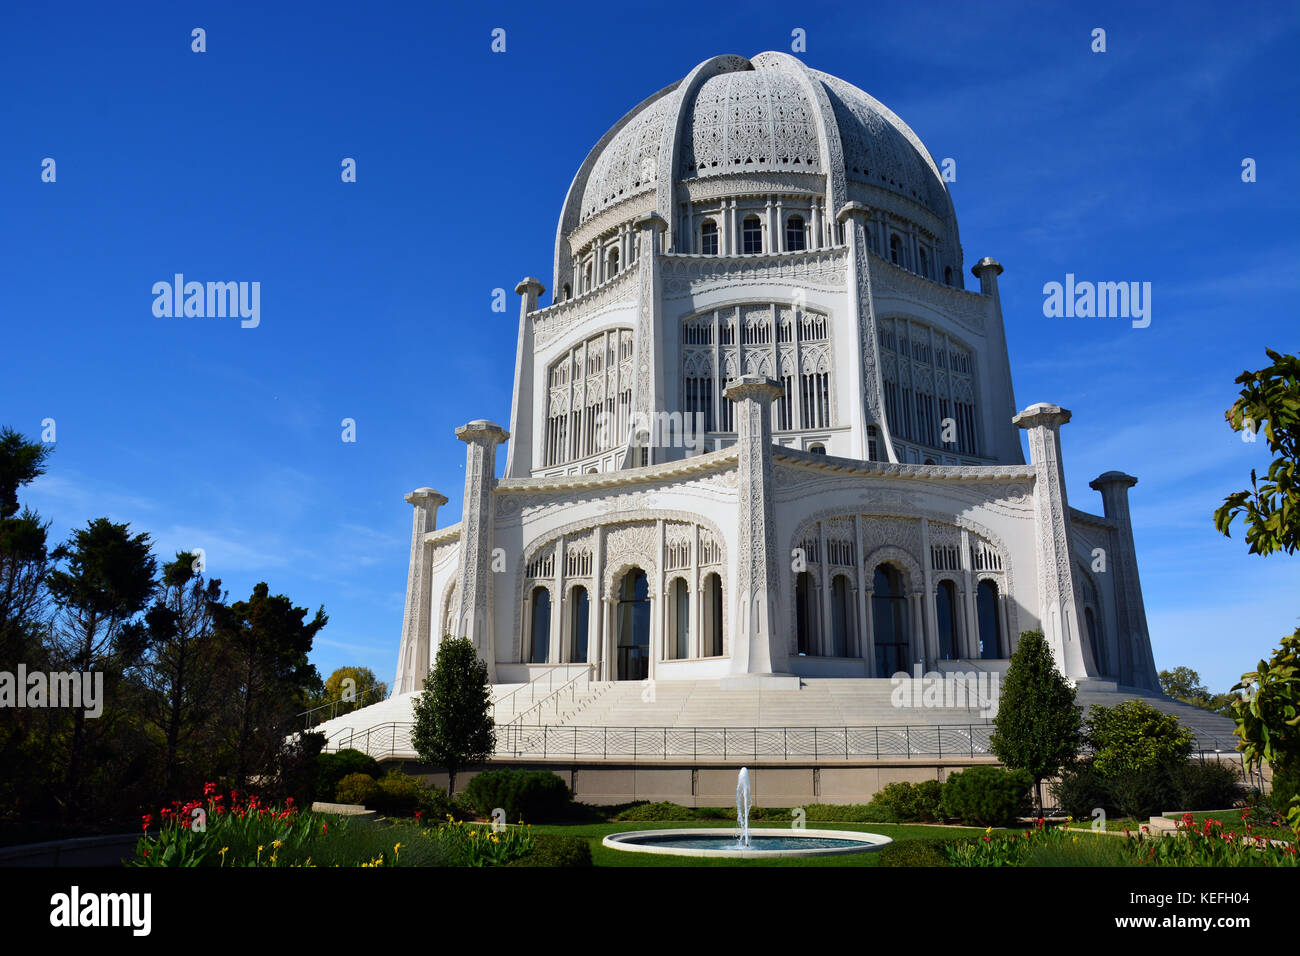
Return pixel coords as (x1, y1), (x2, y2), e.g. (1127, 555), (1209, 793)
(602, 828), (892, 858)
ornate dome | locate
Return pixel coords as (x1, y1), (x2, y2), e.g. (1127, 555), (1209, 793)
(561, 52), (954, 254)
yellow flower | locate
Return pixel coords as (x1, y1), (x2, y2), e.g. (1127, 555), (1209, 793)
(1072, 836), (1079, 843)
(272, 840), (283, 849)
(984, 827), (992, 835)
(258, 845), (264, 853)
(393, 842), (404, 855)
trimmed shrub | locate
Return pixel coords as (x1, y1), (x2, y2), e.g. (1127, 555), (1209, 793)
(1104, 767), (1171, 819)
(1167, 760), (1241, 812)
(1086, 700), (1193, 777)
(316, 749), (382, 802)
(875, 781), (943, 822)
(940, 767), (1032, 827)
(368, 771), (426, 816)
(1051, 759), (1112, 820)
(505, 834), (593, 867)
(613, 801), (703, 822)
(877, 839), (952, 867)
(334, 773), (379, 806)
(461, 769), (572, 823)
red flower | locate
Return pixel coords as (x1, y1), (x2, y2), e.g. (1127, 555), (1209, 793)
(285, 797), (294, 806)
(141, 814), (154, 832)
(322, 823), (328, 835)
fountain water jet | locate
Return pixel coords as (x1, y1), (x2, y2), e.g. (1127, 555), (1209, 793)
(735, 767), (752, 849)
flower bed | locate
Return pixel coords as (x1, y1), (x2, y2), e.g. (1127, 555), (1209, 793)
(130, 785), (535, 867)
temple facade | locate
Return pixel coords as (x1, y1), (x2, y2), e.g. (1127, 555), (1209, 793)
(391, 52), (1160, 698)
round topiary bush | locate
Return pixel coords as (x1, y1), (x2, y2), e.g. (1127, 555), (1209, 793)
(461, 769), (572, 823)
(317, 749), (382, 802)
(335, 772), (379, 806)
(369, 770), (427, 816)
(940, 766), (1032, 827)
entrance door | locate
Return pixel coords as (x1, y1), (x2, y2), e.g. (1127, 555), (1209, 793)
(616, 569), (650, 681)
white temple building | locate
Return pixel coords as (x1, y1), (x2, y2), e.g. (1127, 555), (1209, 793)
(389, 51), (1160, 698)
(316, 54), (1222, 786)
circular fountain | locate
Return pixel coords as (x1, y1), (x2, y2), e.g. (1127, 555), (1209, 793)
(602, 768), (893, 859)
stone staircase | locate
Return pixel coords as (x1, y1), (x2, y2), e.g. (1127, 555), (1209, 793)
(556, 678), (994, 730)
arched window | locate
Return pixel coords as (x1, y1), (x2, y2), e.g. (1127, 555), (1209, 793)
(944, 266), (953, 286)
(607, 247), (620, 276)
(918, 246), (929, 279)
(871, 565), (909, 676)
(867, 425), (879, 461)
(562, 283), (571, 300)
(528, 587), (551, 664)
(583, 263), (592, 292)
(795, 571), (819, 655)
(936, 580), (958, 660)
(669, 578), (690, 660)
(569, 586), (589, 663)
(809, 442), (826, 455)
(830, 575), (854, 657)
(703, 572), (723, 657)
(977, 579), (1002, 659)
(700, 219), (719, 255)
(616, 569), (650, 680)
(889, 234), (902, 266)
(785, 215), (806, 251)
(742, 215), (763, 254)
(1085, 606), (1105, 675)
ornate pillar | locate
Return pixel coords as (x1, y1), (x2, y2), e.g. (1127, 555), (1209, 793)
(454, 420), (509, 680)
(1089, 471), (1160, 691)
(921, 518), (937, 667)
(629, 212), (667, 467)
(837, 202), (896, 462)
(1014, 403), (1093, 682)
(507, 277), (544, 478)
(722, 375), (796, 688)
(394, 488), (447, 694)
(972, 257), (1021, 463)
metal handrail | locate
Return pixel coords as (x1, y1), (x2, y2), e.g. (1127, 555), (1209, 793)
(490, 663), (572, 719)
(297, 685), (385, 728)
(506, 665), (599, 727)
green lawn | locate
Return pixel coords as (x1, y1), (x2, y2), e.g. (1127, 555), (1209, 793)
(528, 819), (990, 867)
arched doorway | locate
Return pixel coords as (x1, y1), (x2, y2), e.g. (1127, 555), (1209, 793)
(569, 585), (589, 663)
(528, 586), (551, 664)
(616, 569), (650, 680)
(871, 565), (909, 676)
(977, 579), (1002, 659)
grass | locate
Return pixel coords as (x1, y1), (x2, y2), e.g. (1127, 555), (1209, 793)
(528, 819), (992, 867)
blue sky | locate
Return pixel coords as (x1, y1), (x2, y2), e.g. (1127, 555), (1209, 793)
(1, 1), (1296, 694)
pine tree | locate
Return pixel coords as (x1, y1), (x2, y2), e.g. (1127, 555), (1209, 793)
(990, 629), (1082, 816)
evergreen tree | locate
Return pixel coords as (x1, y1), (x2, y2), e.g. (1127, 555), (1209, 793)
(410, 637), (495, 796)
(136, 551), (228, 795)
(45, 518), (157, 813)
(990, 629), (1082, 816)
(210, 582), (325, 790)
